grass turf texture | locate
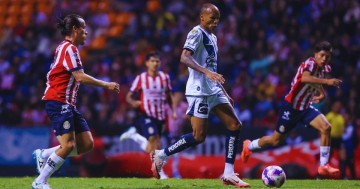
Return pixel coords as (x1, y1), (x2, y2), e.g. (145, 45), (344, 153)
(2, 177), (359, 189)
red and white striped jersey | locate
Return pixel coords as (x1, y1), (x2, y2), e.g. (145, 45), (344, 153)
(42, 40), (83, 106)
(285, 57), (331, 110)
(130, 71), (172, 120)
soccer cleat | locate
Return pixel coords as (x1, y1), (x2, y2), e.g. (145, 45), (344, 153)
(318, 164), (340, 176)
(120, 127), (136, 141)
(240, 139), (252, 163)
(33, 149), (45, 174)
(159, 169), (169, 179)
(150, 150), (167, 179)
(32, 182), (52, 189)
(221, 173), (250, 188)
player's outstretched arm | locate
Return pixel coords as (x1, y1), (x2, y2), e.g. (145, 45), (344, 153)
(72, 69), (120, 93)
(301, 71), (342, 87)
(180, 49), (224, 84)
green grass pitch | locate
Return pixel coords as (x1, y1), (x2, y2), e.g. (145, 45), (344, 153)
(2, 177), (359, 189)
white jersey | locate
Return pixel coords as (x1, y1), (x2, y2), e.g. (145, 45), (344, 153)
(183, 25), (222, 96)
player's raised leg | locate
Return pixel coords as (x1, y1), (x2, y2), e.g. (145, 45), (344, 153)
(241, 131), (286, 163)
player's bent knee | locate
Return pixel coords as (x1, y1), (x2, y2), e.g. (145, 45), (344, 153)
(62, 141), (77, 154)
(228, 121), (242, 131)
(317, 121), (331, 134)
(78, 141), (94, 154)
(322, 123), (331, 134)
(86, 142), (94, 152)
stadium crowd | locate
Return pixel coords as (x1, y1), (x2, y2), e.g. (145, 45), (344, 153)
(0, 0), (359, 144)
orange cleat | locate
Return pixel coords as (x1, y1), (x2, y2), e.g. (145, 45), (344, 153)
(318, 164), (340, 177)
(240, 139), (252, 163)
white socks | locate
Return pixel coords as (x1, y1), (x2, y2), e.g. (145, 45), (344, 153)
(41, 145), (60, 158)
(223, 163), (234, 176)
(35, 152), (64, 183)
(130, 132), (148, 151)
(320, 146), (330, 166)
(157, 149), (168, 159)
(248, 139), (261, 151)
(41, 145), (78, 159)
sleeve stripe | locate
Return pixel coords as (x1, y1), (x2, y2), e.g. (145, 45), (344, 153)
(184, 47), (195, 53)
(69, 66), (83, 72)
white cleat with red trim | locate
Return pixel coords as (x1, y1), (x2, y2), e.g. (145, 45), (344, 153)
(221, 173), (250, 188)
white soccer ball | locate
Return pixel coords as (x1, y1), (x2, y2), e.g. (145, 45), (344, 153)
(262, 165), (286, 188)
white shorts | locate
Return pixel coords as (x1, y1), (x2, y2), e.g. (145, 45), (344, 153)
(186, 91), (230, 118)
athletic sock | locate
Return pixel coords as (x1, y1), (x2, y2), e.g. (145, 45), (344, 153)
(320, 146), (330, 166)
(223, 163), (235, 176)
(164, 133), (197, 156)
(248, 139), (261, 151)
(225, 129), (240, 164)
(41, 145), (60, 159)
(35, 152), (64, 183)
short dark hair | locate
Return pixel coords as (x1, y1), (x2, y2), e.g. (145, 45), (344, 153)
(56, 14), (83, 36)
(314, 41), (333, 53)
(145, 51), (160, 61)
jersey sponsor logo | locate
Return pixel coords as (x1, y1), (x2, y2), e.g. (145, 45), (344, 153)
(63, 121), (70, 129)
(282, 111), (290, 120)
(227, 136), (235, 158)
(197, 103), (208, 115)
(205, 56), (217, 71)
(168, 138), (186, 152)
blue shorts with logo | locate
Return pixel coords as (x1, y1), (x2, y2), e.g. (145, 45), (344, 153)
(135, 115), (165, 139)
(276, 101), (321, 134)
(45, 100), (90, 136)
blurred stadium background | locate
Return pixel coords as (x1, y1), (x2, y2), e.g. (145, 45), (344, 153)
(0, 0), (359, 179)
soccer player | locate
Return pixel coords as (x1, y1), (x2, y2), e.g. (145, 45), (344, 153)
(32, 14), (120, 189)
(119, 51), (177, 179)
(240, 41), (342, 178)
(150, 3), (250, 187)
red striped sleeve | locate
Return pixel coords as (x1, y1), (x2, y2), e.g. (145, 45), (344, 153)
(71, 46), (82, 67)
(130, 75), (141, 92)
(58, 43), (72, 70)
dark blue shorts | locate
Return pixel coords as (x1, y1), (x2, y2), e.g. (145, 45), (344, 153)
(276, 101), (321, 134)
(135, 115), (165, 139)
(45, 100), (90, 136)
